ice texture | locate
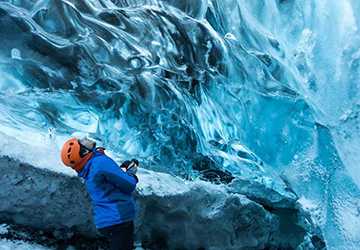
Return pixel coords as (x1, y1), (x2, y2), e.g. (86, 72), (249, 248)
(0, 155), (324, 249)
(0, 225), (8, 235)
(0, 0), (359, 249)
(0, 239), (52, 250)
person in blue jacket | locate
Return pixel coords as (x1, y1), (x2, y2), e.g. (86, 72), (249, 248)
(61, 137), (139, 250)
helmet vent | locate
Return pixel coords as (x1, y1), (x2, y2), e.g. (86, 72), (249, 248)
(67, 154), (71, 159)
(67, 148), (71, 153)
(70, 160), (75, 164)
(69, 142), (74, 146)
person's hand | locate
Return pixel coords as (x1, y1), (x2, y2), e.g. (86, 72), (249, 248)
(126, 159), (139, 176)
(120, 160), (132, 169)
(130, 159), (139, 166)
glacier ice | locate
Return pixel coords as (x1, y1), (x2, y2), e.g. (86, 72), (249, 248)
(0, 154), (324, 249)
(0, 0), (359, 249)
(0, 239), (52, 250)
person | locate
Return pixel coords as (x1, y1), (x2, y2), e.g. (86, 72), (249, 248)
(60, 137), (139, 250)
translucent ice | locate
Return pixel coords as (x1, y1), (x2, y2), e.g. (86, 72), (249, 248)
(0, 0), (359, 248)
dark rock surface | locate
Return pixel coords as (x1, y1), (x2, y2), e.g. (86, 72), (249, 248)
(0, 156), (325, 249)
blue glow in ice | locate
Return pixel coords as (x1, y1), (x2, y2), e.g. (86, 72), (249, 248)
(0, 0), (359, 248)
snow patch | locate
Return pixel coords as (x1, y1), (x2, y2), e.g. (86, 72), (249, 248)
(137, 169), (191, 196)
(0, 225), (9, 235)
(298, 196), (325, 226)
(0, 131), (75, 176)
(0, 131), (189, 193)
(0, 239), (52, 250)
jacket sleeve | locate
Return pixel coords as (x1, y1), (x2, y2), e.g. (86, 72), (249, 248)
(96, 156), (138, 194)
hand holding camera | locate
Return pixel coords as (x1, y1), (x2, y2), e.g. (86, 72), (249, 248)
(120, 159), (139, 175)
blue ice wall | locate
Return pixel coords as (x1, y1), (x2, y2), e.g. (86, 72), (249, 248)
(0, 0), (359, 249)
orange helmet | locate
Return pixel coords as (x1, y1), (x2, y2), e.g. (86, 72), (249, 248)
(60, 138), (93, 172)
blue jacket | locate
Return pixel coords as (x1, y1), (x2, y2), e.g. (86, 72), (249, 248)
(78, 150), (138, 229)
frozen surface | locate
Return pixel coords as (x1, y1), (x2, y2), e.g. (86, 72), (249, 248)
(0, 0), (359, 249)
(0, 132), (75, 176)
(0, 155), (324, 249)
(0, 239), (52, 250)
(0, 225), (8, 235)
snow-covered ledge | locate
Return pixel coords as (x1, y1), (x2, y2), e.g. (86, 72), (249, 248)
(0, 133), (326, 249)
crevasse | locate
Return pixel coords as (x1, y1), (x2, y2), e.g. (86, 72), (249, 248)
(0, 0), (359, 249)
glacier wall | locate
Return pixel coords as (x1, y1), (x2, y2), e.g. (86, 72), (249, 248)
(0, 0), (359, 249)
(0, 154), (325, 249)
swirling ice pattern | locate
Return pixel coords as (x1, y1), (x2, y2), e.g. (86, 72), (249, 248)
(0, 0), (359, 248)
